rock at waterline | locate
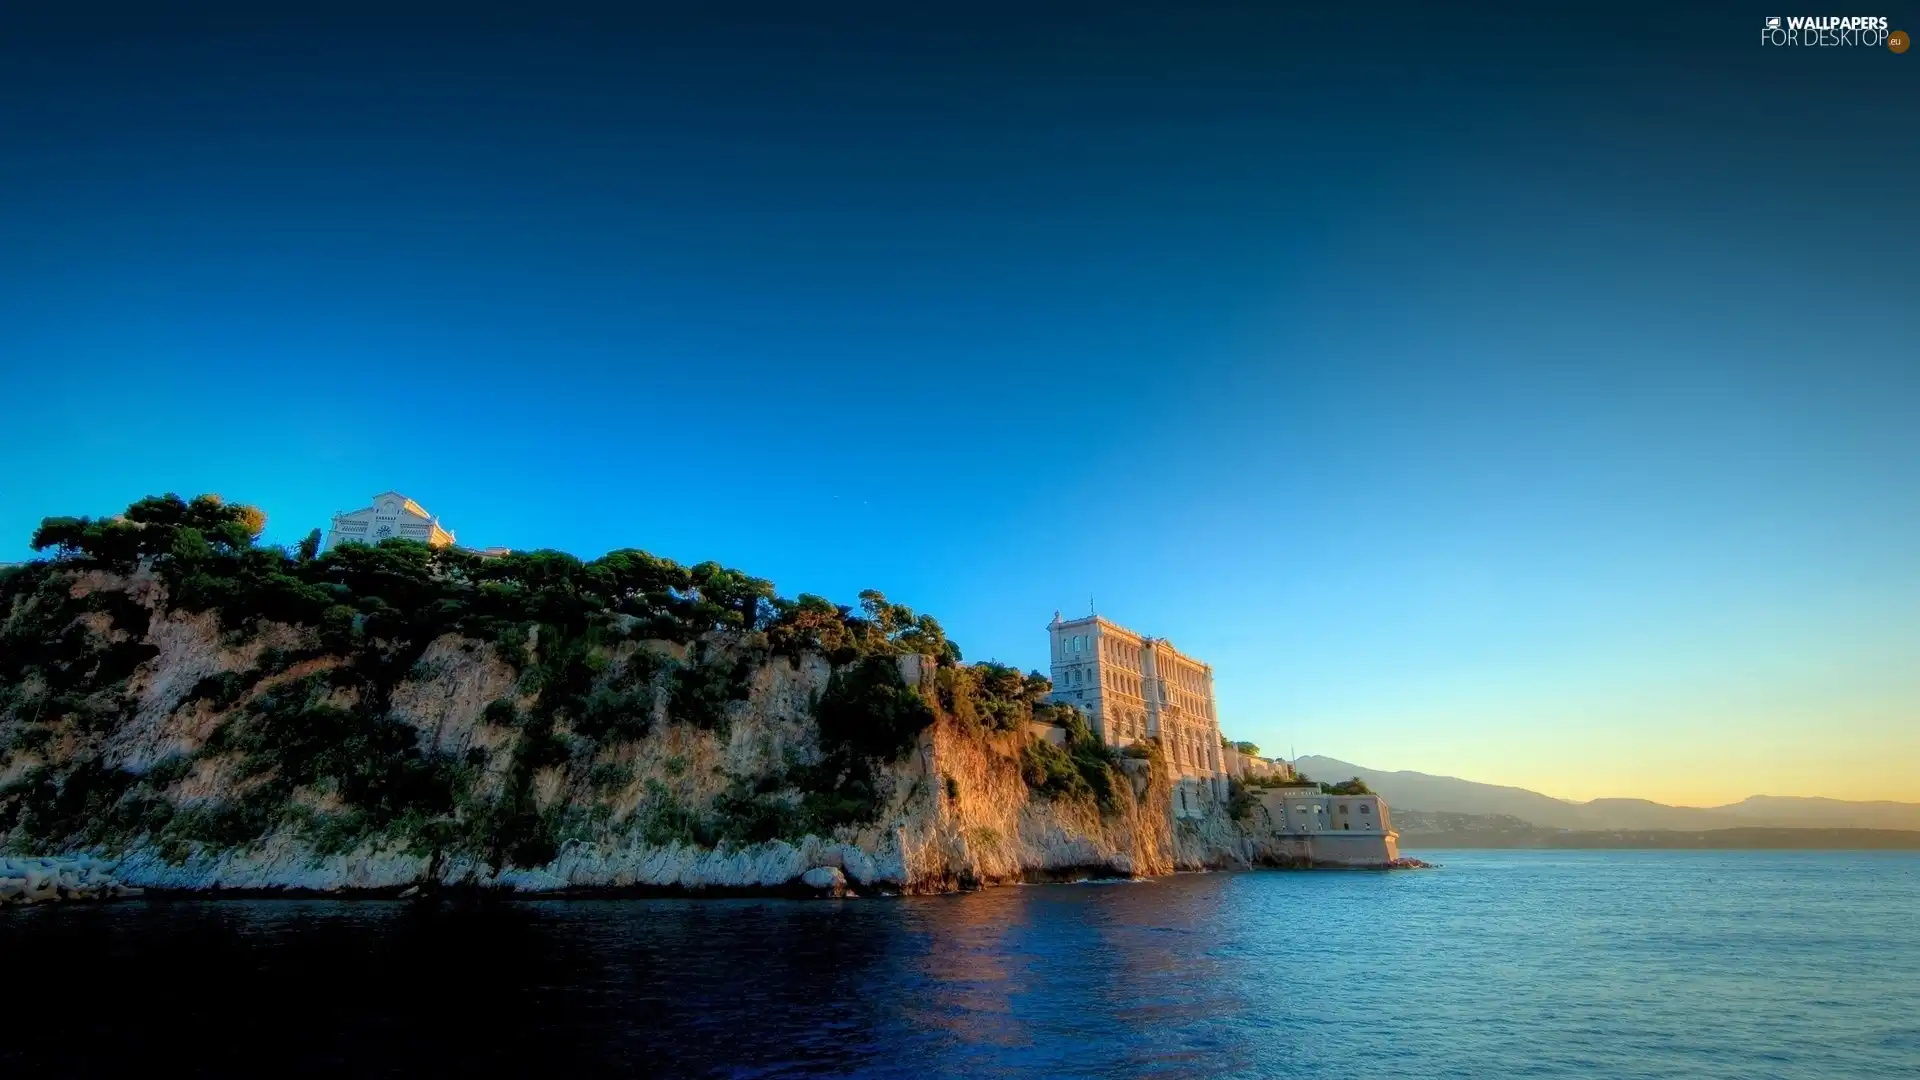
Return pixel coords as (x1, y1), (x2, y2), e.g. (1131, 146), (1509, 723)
(0, 855), (142, 905)
(800, 866), (848, 894)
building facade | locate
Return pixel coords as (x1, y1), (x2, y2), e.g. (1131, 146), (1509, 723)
(1046, 612), (1229, 809)
(1227, 750), (1292, 783)
(1253, 785), (1400, 865)
(322, 492), (456, 553)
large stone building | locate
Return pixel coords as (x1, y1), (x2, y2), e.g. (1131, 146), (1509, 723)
(322, 492), (456, 553)
(1254, 783), (1400, 865)
(1046, 612), (1229, 811)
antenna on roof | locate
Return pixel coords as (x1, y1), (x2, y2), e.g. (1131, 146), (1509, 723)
(1089, 596), (1096, 616)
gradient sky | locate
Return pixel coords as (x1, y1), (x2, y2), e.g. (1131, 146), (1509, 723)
(2, 3), (1915, 806)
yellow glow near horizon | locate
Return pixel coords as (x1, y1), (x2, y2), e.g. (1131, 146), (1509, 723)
(1274, 686), (1920, 807)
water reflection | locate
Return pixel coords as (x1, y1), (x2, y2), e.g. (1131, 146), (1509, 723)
(5, 854), (1917, 1079)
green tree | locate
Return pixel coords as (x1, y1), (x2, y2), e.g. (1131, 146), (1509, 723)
(1021, 670), (1052, 704)
(814, 655), (936, 762)
(30, 494), (266, 567)
(767, 593), (855, 658)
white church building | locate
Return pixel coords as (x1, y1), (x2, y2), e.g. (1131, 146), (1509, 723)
(321, 492), (457, 553)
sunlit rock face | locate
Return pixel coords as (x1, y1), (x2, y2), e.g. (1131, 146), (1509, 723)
(1, 563), (1400, 896)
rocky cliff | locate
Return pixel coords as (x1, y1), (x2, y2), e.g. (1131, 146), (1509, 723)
(1, 504), (1298, 895)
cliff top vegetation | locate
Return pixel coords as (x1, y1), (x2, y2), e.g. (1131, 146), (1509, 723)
(1, 493), (1089, 866)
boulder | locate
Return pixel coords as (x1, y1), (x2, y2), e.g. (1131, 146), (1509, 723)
(800, 865), (847, 893)
(0, 856), (132, 904)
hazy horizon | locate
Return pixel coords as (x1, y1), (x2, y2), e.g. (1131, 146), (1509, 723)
(1291, 754), (1919, 811)
(3, 3), (1914, 807)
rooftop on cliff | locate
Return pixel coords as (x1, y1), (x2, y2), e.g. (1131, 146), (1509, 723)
(18, 493), (1027, 668)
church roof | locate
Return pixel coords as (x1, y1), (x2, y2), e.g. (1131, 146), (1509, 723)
(362, 491), (435, 519)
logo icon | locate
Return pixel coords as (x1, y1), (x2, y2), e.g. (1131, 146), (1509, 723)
(1766, 17), (1781, 29)
(1892, 29), (1910, 52)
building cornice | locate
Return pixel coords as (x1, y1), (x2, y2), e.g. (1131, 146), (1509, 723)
(1050, 614), (1213, 670)
(1048, 614), (1146, 643)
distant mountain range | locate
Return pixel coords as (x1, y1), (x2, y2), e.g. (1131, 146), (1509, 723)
(1294, 756), (1920, 832)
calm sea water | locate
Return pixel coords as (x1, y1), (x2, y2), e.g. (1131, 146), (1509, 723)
(3, 850), (1916, 1078)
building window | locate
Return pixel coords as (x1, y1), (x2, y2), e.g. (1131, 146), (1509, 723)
(1339, 804), (1349, 814)
(1359, 805), (1370, 814)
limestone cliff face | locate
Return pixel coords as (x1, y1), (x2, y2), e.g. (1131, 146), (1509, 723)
(0, 565), (1292, 894)
(901, 672), (1178, 889)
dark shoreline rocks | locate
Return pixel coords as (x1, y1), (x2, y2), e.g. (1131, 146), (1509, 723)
(7, 859), (1428, 906)
(0, 855), (143, 905)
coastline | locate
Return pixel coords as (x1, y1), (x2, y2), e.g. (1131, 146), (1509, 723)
(3, 852), (1431, 906)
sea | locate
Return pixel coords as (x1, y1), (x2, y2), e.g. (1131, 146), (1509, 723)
(3, 850), (1916, 1079)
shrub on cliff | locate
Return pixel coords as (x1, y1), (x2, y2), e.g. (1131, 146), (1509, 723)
(638, 780), (719, 848)
(198, 672), (464, 833)
(1021, 739), (1092, 802)
(0, 566), (155, 740)
(1226, 778), (1259, 821)
(1052, 704), (1094, 747)
(1021, 723), (1128, 814)
(1072, 747), (1125, 813)
(935, 662), (1055, 734)
(0, 760), (142, 853)
(813, 656), (934, 763)
(665, 646), (752, 735)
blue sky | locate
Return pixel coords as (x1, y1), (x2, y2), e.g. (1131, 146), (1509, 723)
(2, 3), (1915, 804)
